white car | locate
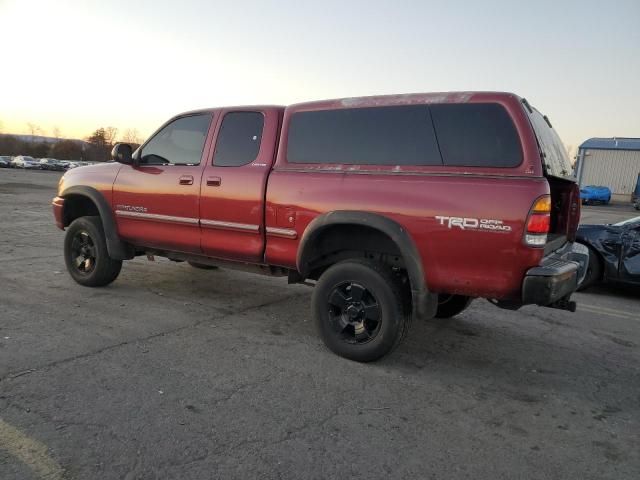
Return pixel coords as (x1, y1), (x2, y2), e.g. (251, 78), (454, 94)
(11, 156), (41, 169)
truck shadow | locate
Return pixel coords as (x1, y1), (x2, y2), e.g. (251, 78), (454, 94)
(381, 307), (639, 415)
(581, 283), (640, 300)
(117, 262), (639, 416)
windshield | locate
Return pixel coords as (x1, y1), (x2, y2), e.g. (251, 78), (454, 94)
(527, 106), (574, 180)
(613, 216), (640, 227)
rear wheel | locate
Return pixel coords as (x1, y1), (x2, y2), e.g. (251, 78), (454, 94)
(64, 216), (122, 287)
(435, 294), (473, 318)
(577, 245), (602, 291)
(312, 258), (410, 362)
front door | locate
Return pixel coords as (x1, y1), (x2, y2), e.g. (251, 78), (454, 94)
(113, 113), (214, 253)
(199, 108), (281, 262)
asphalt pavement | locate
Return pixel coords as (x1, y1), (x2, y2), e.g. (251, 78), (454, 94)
(1, 168), (639, 479)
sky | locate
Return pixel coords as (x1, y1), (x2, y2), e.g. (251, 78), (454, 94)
(1, 0), (639, 153)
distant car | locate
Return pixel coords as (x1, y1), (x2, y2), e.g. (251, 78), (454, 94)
(576, 216), (640, 289)
(580, 185), (612, 205)
(0, 156), (11, 168)
(39, 158), (66, 171)
(57, 161), (78, 170)
(11, 155), (41, 169)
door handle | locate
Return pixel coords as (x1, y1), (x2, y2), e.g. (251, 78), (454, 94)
(179, 175), (194, 185)
(207, 176), (222, 187)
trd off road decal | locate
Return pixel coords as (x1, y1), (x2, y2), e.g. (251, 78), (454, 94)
(435, 216), (512, 232)
(116, 204), (148, 213)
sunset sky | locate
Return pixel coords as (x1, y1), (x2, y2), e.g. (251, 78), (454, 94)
(1, 0), (639, 153)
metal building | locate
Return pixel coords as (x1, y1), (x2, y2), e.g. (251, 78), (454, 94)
(575, 137), (640, 202)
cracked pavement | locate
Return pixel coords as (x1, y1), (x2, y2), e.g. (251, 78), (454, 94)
(1, 169), (639, 479)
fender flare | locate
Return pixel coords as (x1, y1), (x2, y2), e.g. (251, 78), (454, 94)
(60, 185), (134, 260)
(297, 211), (437, 319)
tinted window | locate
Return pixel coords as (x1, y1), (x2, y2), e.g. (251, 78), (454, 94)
(213, 112), (264, 167)
(527, 108), (574, 178)
(287, 106), (442, 166)
(431, 103), (522, 167)
(141, 114), (211, 166)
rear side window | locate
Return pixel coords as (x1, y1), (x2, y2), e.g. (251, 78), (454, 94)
(527, 108), (573, 178)
(430, 104), (522, 167)
(287, 106), (442, 166)
(213, 112), (264, 167)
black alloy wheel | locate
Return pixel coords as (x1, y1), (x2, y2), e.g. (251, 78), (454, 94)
(64, 216), (122, 287)
(312, 258), (410, 362)
(327, 281), (382, 344)
(70, 230), (97, 275)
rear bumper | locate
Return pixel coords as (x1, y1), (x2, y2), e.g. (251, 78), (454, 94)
(52, 196), (65, 229)
(522, 242), (589, 306)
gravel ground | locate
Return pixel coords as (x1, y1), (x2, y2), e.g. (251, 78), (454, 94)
(1, 168), (639, 480)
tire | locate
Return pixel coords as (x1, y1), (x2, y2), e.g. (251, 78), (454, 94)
(187, 261), (218, 270)
(312, 258), (410, 362)
(435, 294), (473, 318)
(577, 245), (602, 291)
(64, 216), (122, 287)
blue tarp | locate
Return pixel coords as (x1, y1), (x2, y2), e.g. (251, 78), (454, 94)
(580, 185), (612, 204)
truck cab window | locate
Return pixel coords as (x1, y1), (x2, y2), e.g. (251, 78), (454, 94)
(140, 114), (212, 166)
(213, 112), (264, 167)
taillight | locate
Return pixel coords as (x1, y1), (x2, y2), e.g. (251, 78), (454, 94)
(525, 195), (551, 246)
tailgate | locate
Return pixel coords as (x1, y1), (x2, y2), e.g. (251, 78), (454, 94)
(524, 103), (581, 247)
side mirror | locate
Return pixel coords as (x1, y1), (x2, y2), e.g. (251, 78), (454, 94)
(111, 143), (133, 164)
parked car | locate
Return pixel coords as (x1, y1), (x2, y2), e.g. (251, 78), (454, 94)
(12, 155), (41, 169)
(0, 156), (11, 168)
(52, 91), (588, 362)
(576, 216), (640, 289)
(580, 185), (612, 205)
(39, 158), (66, 171)
(57, 161), (79, 170)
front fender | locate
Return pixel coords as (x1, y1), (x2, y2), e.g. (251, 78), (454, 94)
(60, 185), (134, 260)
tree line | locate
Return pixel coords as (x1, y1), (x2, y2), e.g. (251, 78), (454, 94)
(0, 125), (143, 162)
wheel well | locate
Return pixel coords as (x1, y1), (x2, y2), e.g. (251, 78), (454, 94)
(301, 224), (404, 280)
(62, 195), (100, 227)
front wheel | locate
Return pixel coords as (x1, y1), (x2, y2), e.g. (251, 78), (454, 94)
(577, 245), (602, 291)
(64, 216), (122, 287)
(312, 259), (410, 362)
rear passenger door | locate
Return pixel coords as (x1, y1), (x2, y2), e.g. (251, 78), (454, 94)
(199, 108), (281, 262)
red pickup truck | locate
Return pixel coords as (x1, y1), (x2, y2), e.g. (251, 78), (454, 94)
(53, 92), (588, 362)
